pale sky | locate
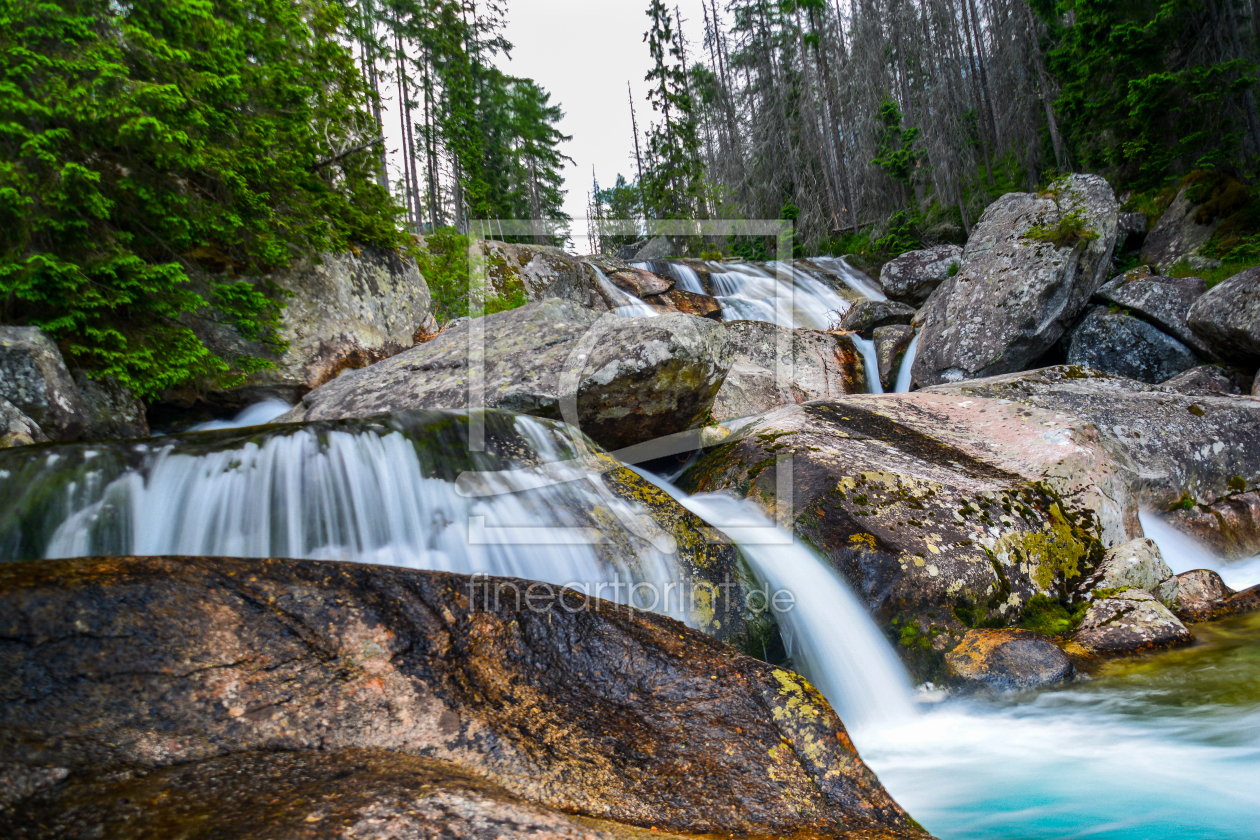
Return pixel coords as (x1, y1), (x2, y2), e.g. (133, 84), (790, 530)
(494, 1), (711, 252)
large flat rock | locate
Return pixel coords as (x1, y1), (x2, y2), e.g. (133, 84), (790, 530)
(912, 174), (1119, 387)
(0, 556), (926, 839)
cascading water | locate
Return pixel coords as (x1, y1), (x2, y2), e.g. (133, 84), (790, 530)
(0, 411), (685, 620)
(592, 266), (659, 318)
(802, 255), (888, 301)
(894, 333), (920, 393)
(184, 398), (294, 432)
(703, 261), (855, 330)
(1139, 509), (1260, 590)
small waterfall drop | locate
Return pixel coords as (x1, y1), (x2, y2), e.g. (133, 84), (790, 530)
(633, 469), (917, 731)
(1139, 510), (1260, 591)
(893, 332), (919, 393)
(592, 266), (660, 318)
(850, 335), (885, 395)
(803, 256), (888, 301)
(185, 399), (294, 432)
(659, 262), (705, 293)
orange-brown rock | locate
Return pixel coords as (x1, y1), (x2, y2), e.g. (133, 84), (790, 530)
(1164, 491), (1260, 561)
(0, 556), (929, 839)
(945, 629), (1074, 691)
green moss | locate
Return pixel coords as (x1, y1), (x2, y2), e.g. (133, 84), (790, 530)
(1018, 594), (1088, 637)
(1228, 476), (1248, 494)
(1167, 491), (1197, 512)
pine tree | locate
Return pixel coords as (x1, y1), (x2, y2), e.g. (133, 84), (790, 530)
(642, 0), (706, 219)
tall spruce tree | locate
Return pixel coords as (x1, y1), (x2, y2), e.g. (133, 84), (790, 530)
(642, 0), (706, 219)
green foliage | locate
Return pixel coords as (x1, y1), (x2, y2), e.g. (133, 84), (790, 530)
(0, 0), (401, 398)
(871, 99), (926, 191)
(416, 227), (528, 323)
(871, 210), (924, 258)
(1048, 0), (1258, 189)
(947, 261), (960, 277)
(1018, 594), (1089, 637)
(641, 0), (706, 219)
(1024, 179), (1101, 247)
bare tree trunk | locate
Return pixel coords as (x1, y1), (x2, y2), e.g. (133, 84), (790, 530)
(1023, 2), (1067, 170)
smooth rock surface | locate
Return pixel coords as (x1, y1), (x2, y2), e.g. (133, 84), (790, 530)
(1140, 187), (1220, 273)
(281, 300), (733, 451)
(1078, 538), (1177, 606)
(1096, 274), (1213, 358)
(71, 372), (149, 440)
(878, 245), (963, 306)
(912, 174), (1119, 387)
(1173, 569), (1235, 622)
(1161, 365), (1254, 396)
(1072, 589), (1193, 654)
(0, 397), (47, 448)
(709, 320), (866, 422)
(0, 327), (88, 440)
(1066, 306), (1198, 384)
(0, 556), (925, 838)
(839, 300), (916, 337)
(945, 629), (1074, 691)
(1187, 267), (1260, 365)
(198, 248), (434, 397)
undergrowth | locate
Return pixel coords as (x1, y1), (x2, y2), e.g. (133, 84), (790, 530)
(1018, 594), (1089, 637)
(415, 227), (530, 323)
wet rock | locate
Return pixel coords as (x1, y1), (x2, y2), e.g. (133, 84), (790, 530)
(878, 245), (963, 306)
(1164, 491), (1260, 561)
(945, 629), (1074, 691)
(1173, 569), (1235, 622)
(1198, 584), (1260, 621)
(0, 556), (926, 838)
(1095, 274), (1214, 358)
(1140, 187), (1220, 273)
(1072, 589), (1193, 655)
(0, 327), (88, 441)
(3, 750), (637, 840)
(913, 174), (1119, 387)
(1161, 365), (1254, 396)
(1187, 266), (1260, 366)
(710, 321), (866, 423)
(72, 372), (149, 440)
(196, 248), (434, 398)
(0, 397), (47, 448)
(281, 300), (733, 451)
(656, 288), (724, 319)
(1067, 306), (1200, 383)
(681, 366), (1260, 673)
(1078, 538), (1177, 606)
(586, 255), (672, 299)
(874, 325), (916, 391)
(840, 300), (916, 337)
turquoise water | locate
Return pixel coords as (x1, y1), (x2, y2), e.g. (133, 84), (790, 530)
(860, 613), (1260, 840)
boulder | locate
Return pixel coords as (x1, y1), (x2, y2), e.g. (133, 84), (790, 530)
(839, 300), (916, 337)
(945, 629), (1074, 691)
(878, 245), (963, 306)
(280, 299), (733, 452)
(631, 235), (677, 261)
(680, 366), (1260, 674)
(1072, 589), (1193, 654)
(586, 255), (672, 298)
(1140, 187), (1220, 273)
(481, 240), (604, 310)
(1095, 274), (1214, 358)
(71, 372), (149, 440)
(196, 248), (434, 401)
(874, 324), (916, 391)
(1065, 307), (1198, 384)
(1173, 569), (1235, 622)
(1196, 584), (1260, 621)
(912, 174), (1119, 387)
(1118, 212), (1148, 237)
(1078, 538), (1177, 606)
(0, 396), (47, 448)
(1187, 267), (1260, 365)
(0, 327), (88, 441)
(0, 556), (927, 838)
(1161, 365), (1254, 396)
(4, 750), (673, 840)
(1164, 491), (1260, 561)
(657, 288), (723, 319)
(709, 320), (866, 422)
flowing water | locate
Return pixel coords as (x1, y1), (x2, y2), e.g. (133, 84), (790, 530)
(184, 398), (294, 432)
(1139, 509), (1260, 591)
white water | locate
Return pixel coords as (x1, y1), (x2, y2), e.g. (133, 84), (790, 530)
(656, 262), (706, 294)
(704, 261), (857, 330)
(592, 266), (660, 318)
(9, 415), (684, 618)
(185, 399), (293, 432)
(851, 334), (886, 395)
(1139, 509), (1260, 591)
(803, 255), (889, 301)
(894, 332), (919, 393)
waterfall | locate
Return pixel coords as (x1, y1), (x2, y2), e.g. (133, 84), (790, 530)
(592, 266), (660, 318)
(185, 399), (294, 432)
(1138, 510), (1260, 591)
(0, 412), (685, 619)
(851, 334), (886, 395)
(893, 332), (919, 393)
(633, 470), (917, 731)
(703, 261), (857, 330)
(803, 256), (888, 301)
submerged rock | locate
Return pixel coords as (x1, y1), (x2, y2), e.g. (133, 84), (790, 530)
(709, 320), (866, 422)
(878, 245), (963, 306)
(0, 327), (89, 441)
(1065, 307), (1199, 384)
(281, 299), (733, 451)
(1072, 589), (1193, 655)
(913, 174), (1119, 387)
(945, 629), (1074, 691)
(1187, 266), (1260, 366)
(0, 556), (927, 838)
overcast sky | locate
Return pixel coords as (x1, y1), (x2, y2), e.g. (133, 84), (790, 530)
(493, 1), (711, 253)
